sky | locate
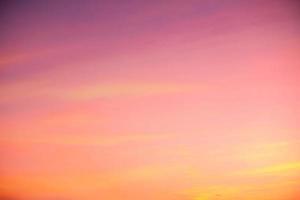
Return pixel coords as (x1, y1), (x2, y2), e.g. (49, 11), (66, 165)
(0, 0), (300, 199)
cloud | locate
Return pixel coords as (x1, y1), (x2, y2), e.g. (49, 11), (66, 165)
(0, 133), (170, 146)
(237, 161), (300, 177)
(186, 185), (246, 200)
(60, 83), (198, 100)
(0, 81), (200, 105)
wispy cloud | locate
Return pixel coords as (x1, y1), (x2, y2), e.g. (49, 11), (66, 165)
(1, 81), (201, 103)
(0, 133), (169, 146)
(238, 161), (300, 176)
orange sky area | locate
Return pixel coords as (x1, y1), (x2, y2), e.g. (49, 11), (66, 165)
(1, 1), (300, 200)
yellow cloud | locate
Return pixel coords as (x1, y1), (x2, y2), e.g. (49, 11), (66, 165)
(237, 141), (296, 162)
(186, 185), (245, 200)
(238, 161), (300, 176)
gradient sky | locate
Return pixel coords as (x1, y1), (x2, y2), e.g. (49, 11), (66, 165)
(1, 1), (300, 200)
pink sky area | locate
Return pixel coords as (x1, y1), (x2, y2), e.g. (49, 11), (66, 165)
(1, 0), (300, 199)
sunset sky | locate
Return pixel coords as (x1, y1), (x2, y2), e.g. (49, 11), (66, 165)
(1, 0), (300, 199)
